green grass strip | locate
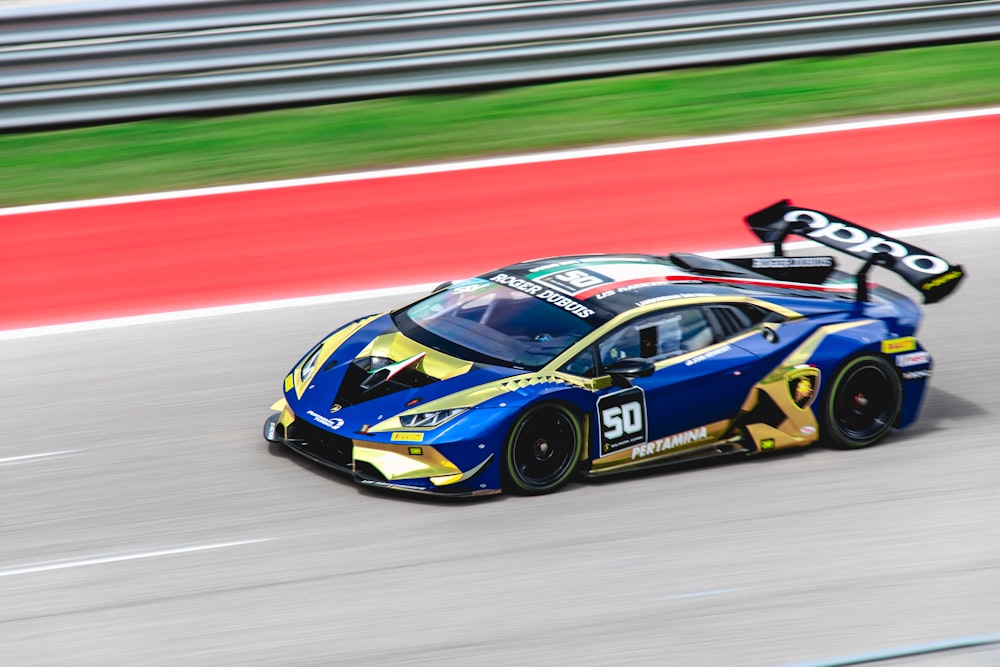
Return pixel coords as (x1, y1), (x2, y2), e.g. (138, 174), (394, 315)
(2, 40), (999, 207)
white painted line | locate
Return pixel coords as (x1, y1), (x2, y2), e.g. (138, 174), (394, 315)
(776, 633), (1000, 667)
(659, 587), (746, 600)
(2, 216), (997, 342)
(0, 282), (438, 341)
(0, 539), (271, 578)
(2, 105), (999, 217)
(0, 450), (80, 465)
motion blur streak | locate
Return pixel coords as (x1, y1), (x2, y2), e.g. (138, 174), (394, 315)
(2, 110), (998, 329)
(0, 539), (272, 578)
(775, 634), (1000, 667)
(0, 450), (79, 464)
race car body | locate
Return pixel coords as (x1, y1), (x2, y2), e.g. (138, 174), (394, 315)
(263, 201), (964, 496)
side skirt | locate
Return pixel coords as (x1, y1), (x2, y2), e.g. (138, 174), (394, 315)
(580, 438), (752, 478)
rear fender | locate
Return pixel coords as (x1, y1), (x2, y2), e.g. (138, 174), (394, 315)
(808, 323), (929, 430)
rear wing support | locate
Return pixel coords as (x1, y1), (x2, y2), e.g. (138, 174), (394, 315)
(855, 252), (894, 303)
(745, 200), (965, 304)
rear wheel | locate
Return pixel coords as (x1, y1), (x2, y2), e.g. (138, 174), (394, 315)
(823, 355), (901, 449)
(502, 404), (583, 495)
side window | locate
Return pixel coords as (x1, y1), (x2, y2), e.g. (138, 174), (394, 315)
(707, 303), (787, 339)
(560, 347), (598, 378)
(598, 307), (715, 368)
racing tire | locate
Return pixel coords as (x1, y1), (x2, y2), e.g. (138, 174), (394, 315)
(822, 354), (902, 449)
(502, 403), (583, 495)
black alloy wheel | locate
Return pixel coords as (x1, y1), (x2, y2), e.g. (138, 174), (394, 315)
(823, 355), (902, 449)
(502, 404), (583, 495)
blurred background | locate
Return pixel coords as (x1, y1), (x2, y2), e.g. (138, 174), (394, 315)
(2, 1), (999, 665)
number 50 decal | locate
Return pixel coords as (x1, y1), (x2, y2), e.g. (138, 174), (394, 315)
(597, 387), (648, 455)
(602, 403), (643, 440)
(553, 269), (604, 289)
(536, 267), (612, 295)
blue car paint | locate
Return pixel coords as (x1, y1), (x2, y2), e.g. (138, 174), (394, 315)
(265, 207), (958, 496)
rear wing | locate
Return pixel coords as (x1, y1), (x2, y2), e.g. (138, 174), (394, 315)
(745, 200), (965, 304)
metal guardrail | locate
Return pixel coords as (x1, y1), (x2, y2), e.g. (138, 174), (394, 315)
(2, 0), (999, 130)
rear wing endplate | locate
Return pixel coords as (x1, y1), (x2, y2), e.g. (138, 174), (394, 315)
(745, 200), (965, 303)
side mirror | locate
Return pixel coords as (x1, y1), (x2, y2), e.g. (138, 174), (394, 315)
(605, 358), (655, 387)
(761, 323), (780, 344)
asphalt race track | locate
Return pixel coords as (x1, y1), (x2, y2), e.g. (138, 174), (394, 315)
(2, 225), (998, 666)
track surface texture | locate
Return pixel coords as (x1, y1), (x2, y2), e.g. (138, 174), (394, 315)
(2, 226), (999, 666)
(3, 112), (1000, 664)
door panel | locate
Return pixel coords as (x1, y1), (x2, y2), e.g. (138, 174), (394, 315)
(587, 306), (763, 468)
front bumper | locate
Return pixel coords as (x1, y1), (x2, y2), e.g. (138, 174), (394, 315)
(263, 411), (501, 497)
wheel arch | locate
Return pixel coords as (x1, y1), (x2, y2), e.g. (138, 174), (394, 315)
(819, 351), (903, 449)
(508, 397), (590, 461)
(500, 399), (588, 495)
(807, 325), (928, 432)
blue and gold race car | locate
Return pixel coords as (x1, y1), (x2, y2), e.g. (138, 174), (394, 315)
(263, 201), (964, 496)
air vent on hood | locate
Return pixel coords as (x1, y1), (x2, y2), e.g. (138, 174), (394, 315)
(333, 356), (438, 407)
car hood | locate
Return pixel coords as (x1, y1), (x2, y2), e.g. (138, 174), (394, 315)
(284, 314), (528, 432)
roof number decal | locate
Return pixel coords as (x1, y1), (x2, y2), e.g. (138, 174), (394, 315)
(535, 268), (612, 295)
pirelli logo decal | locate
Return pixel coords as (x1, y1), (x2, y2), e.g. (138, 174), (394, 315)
(881, 337), (917, 354)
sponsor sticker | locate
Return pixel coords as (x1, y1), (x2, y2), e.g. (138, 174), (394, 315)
(760, 438), (776, 450)
(902, 369), (932, 380)
(284, 374), (294, 391)
(751, 256), (833, 269)
(489, 272), (596, 319)
(630, 426), (709, 460)
(598, 387), (647, 455)
(895, 351), (931, 367)
(306, 410), (344, 430)
(391, 432), (424, 443)
(920, 270), (963, 291)
(685, 345), (732, 366)
(881, 337), (917, 354)
(785, 209), (951, 275)
(489, 272), (543, 295)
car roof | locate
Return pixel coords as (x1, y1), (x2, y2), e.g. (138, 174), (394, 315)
(477, 253), (851, 323)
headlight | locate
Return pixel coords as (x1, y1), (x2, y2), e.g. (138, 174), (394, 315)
(399, 408), (468, 428)
(299, 346), (322, 383)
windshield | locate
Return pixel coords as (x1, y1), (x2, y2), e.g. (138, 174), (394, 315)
(392, 279), (596, 370)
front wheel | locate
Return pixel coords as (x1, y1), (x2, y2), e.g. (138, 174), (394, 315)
(822, 355), (902, 449)
(502, 403), (583, 495)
